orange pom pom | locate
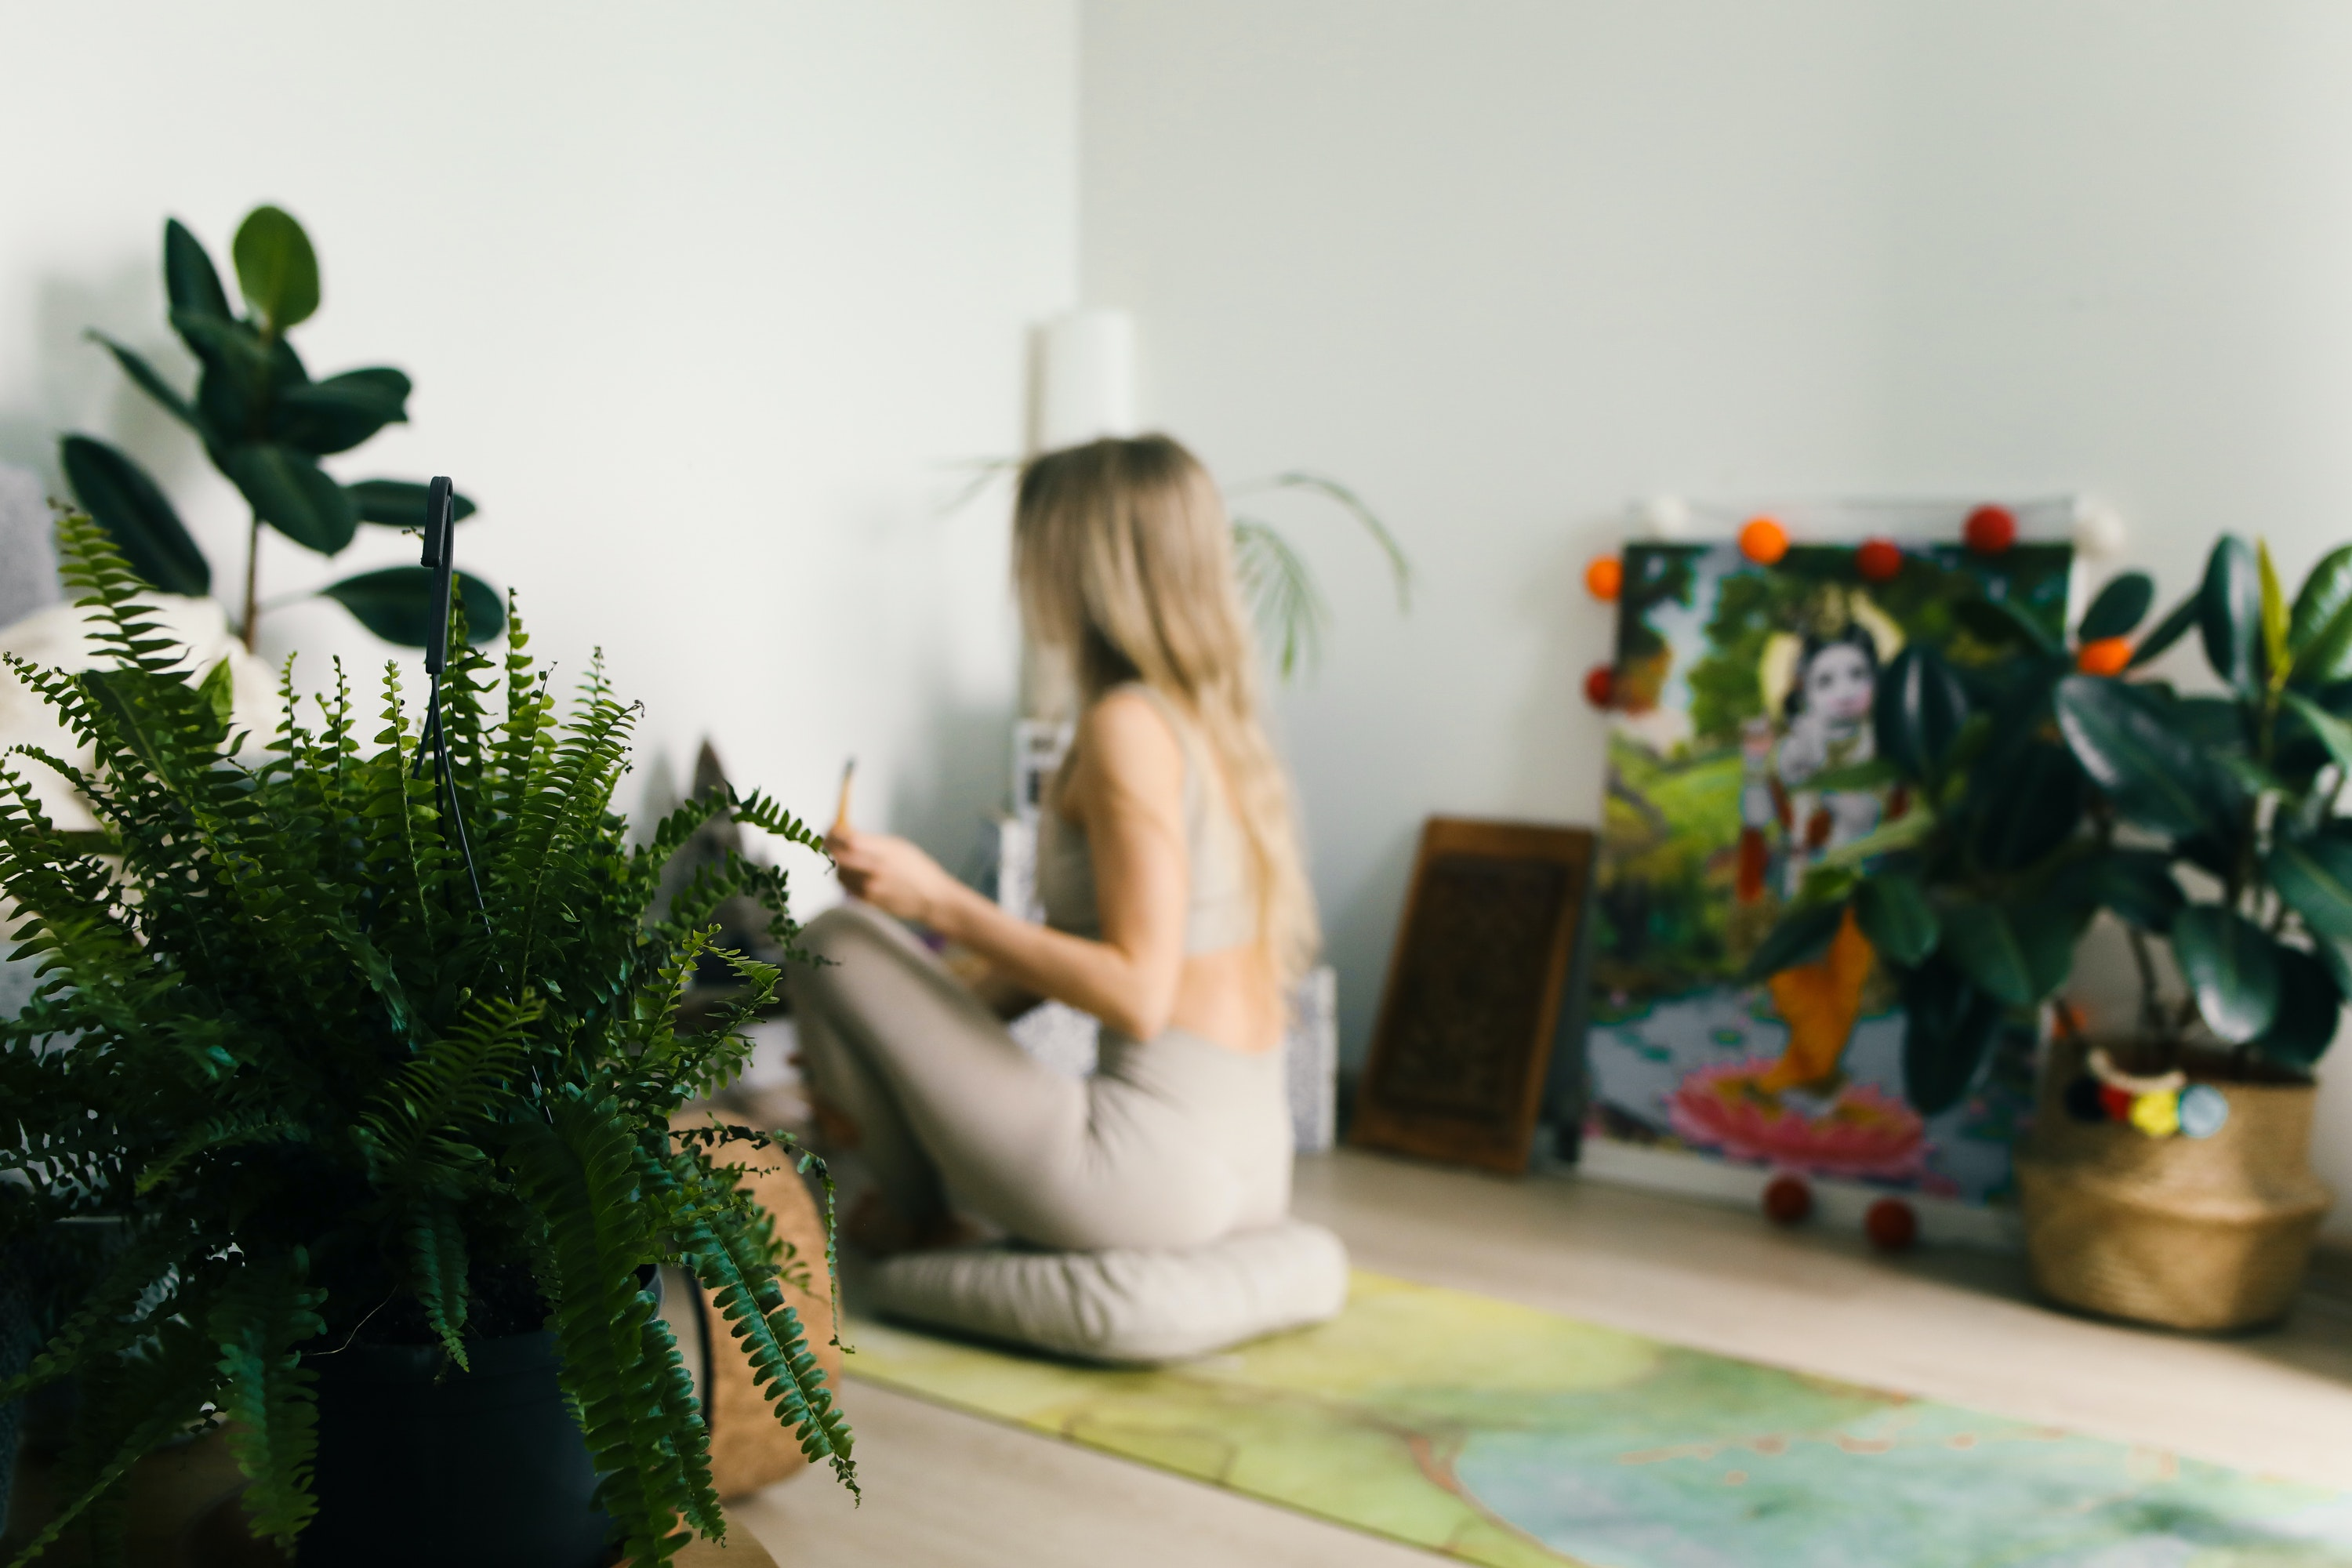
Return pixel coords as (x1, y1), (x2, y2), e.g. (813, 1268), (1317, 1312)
(1856, 538), (1903, 582)
(1584, 664), (1616, 709)
(1740, 517), (1789, 564)
(1584, 554), (1624, 601)
(1965, 504), (2017, 555)
(2076, 637), (2132, 677)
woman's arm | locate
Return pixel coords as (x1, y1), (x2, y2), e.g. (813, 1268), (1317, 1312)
(826, 690), (1192, 1040)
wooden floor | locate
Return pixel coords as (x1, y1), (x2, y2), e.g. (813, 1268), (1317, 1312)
(732, 1149), (2352, 1566)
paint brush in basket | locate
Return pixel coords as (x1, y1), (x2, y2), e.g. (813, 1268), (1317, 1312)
(830, 757), (856, 840)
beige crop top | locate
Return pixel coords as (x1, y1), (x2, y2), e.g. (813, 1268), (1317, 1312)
(1035, 684), (1257, 953)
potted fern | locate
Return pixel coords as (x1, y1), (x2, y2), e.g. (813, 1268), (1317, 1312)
(0, 515), (853, 1565)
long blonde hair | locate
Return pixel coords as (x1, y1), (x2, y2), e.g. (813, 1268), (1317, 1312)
(1013, 435), (1319, 987)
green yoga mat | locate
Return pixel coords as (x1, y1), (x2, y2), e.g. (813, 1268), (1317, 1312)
(845, 1271), (2352, 1568)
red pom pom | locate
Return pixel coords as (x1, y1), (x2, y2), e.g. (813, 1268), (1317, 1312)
(1584, 664), (1617, 709)
(1762, 1174), (1813, 1226)
(2098, 1083), (2134, 1123)
(1856, 539), (1903, 582)
(1864, 1197), (1918, 1252)
(1964, 505), (2017, 555)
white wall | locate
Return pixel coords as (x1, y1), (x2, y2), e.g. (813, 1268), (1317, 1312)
(0, 0), (1075, 883)
(1080, 0), (2352, 1232)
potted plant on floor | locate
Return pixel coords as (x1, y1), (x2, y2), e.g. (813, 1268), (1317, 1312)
(2026, 535), (2343, 1329)
(0, 514), (854, 1565)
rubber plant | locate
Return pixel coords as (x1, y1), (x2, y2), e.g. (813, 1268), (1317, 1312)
(1739, 570), (2172, 1114)
(0, 515), (853, 1565)
(2049, 534), (2352, 1073)
(59, 205), (499, 653)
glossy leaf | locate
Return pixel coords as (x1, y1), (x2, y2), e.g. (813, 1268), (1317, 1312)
(1873, 644), (1969, 782)
(2249, 942), (2342, 1069)
(269, 368), (411, 456)
(58, 434), (210, 595)
(1940, 898), (2074, 1009)
(348, 479), (479, 529)
(2292, 545), (2352, 645)
(2078, 572), (2154, 641)
(1855, 873), (1940, 967)
(1898, 957), (2004, 1116)
(2053, 674), (2242, 840)
(2129, 593), (2199, 669)
(2199, 535), (2262, 691)
(2086, 848), (2184, 933)
(1738, 899), (1848, 984)
(232, 205), (321, 333)
(86, 331), (209, 441)
(2284, 691), (2352, 776)
(163, 218), (232, 320)
(2170, 905), (2281, 1044)
(2268, 831), (2352, 943)
(222, 443), (357, 554)
(321, 567), (506, 649)
(1970, 739), (2085, 872)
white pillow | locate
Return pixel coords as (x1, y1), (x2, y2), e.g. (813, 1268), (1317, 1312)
(864, 1220), (1348, 1366)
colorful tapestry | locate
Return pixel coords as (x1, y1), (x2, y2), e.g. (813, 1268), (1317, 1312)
(1584, 532), (2073, 1205)
(847, 1272), (2352, 1567)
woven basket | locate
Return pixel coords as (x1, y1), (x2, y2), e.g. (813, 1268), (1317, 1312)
(2016, 1040), (2332, 1331)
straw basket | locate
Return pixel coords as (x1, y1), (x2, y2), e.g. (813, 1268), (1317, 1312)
(2016, 1043), (2332, 1331)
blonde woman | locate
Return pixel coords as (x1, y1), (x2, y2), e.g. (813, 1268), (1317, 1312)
(791, 434), (1317, 1254)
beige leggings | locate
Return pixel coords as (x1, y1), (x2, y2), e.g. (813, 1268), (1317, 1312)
(786, 902), (1293, 1252)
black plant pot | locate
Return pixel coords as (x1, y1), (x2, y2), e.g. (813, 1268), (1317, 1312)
(296, 1330), (610, 1568)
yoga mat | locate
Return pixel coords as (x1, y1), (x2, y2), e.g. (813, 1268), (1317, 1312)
(846, 1272), (2352, 1568)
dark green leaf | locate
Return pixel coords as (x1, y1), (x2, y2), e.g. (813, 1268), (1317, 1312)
(1855, 873), (1939, 966)
(2171, 905), (2281, 1044)
(58, 434), (210, 595)
(1954, 597), (2059, 655)
(2162, 694), (2248, 754)
(2268, 831), (2352, 943)
(163, 218), (231, 320)
(1940, 899), (2074, 1008)
(85, 331), (210, 442)
(2199, 535), (2262, 691)
(348, 479), (479, 529)
(2284, 691), (2352, 777)
(269, 368), (411, 456)
(2078, 572), (2154, 641)
(2292, 544), (2352, 645)
(321, 566), (506, 648)
(222, 443), (357, 554)
(1738, 899), (1846, 984)
(232, 205), (321, 333)
(1898, 957), (2004, 1116)
(2249, 942), (2341, 1069)
(2053, 674), (2244, 839)
(197, 657), (235, 743)
(2085, 848), (2183, 933)
(2129, 593), (2199, 669)
(1969, 739), (2085, 872)
(1874, 645), (1970, 781)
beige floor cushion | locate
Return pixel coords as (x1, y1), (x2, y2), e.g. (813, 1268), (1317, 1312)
(864, 1220), (1349, 1366)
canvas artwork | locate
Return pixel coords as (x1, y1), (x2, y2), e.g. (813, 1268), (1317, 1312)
(1584, 530), (2073, 1206)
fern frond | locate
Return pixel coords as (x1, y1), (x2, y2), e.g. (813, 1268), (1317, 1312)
(358, 996), (543, 1190)
(207, 1255), (327, 1550)
(405, 1203), (471, 1368)
(0, 1221), (194, 1403)
(507, 1090), (699, 1565)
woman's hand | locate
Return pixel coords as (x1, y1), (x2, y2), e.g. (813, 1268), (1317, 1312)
(827, 826), (963, 927)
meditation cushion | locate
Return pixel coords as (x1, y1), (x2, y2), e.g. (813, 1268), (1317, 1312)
(864, 1219), (1349, 1365)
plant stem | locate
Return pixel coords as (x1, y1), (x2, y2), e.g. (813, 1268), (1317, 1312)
(241, 514), (262, 652)
(2126, 924), (2168, 1041)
